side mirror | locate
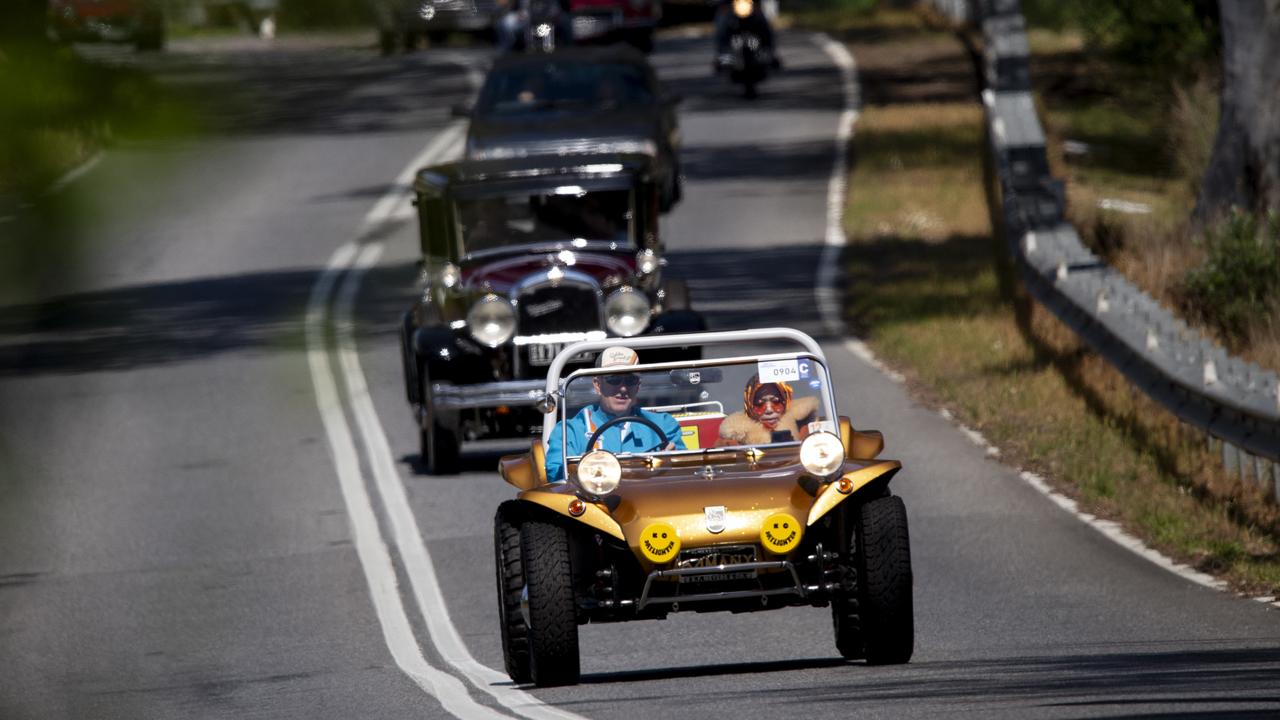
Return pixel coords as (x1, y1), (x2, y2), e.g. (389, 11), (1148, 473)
(450, 101), (473, 118)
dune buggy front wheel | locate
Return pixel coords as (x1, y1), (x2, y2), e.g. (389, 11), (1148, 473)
(520, 520), (580, 686)
(856, 495), (914, 664)
(494, 502), (530, 683)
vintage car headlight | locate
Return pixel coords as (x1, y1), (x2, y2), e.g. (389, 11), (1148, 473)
(800, 431), (845, 478)
(733, 0), (753, 17)
(577, 450), (621, 496)
(605, 287), (651, 337)
(636, 249), (659, 275)
(466, 294), (516, 348)
(439, 262), (460, 289)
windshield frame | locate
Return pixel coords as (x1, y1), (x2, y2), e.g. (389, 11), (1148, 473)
(475, 61), (657, 116)
(451, 179), (638, 260)
(553, 351), (840, 469)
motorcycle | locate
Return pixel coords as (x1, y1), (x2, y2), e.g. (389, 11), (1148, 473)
(521, 0), (564, 52)
(718, 0), (772, 98)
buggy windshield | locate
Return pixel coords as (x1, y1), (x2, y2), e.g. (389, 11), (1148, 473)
(548, 355), (837, 479)
(456, 187), (634, 255)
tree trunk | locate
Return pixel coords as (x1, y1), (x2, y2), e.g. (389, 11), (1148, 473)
(1195, 0), (1280, 222)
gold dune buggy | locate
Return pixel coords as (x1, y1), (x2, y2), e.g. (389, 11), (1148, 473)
(494, 328), (913, 686)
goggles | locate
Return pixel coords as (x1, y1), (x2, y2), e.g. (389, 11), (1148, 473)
(752, 396), (786, 413)
(601, 374), (641, 390)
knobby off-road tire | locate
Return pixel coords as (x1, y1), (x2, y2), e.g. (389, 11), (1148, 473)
(520, 520), (580, 686)
(857, 495), (914, 664)
(494, 503), (531, 683)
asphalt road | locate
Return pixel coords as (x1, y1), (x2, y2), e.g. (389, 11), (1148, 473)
(3, 29), (1280, 720)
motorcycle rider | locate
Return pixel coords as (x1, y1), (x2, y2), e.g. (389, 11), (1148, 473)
(496, 0), (575, 52)
(712, 0), (781, 72)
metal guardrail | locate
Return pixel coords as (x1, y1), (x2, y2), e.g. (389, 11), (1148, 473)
(921, 0), (1280, 499)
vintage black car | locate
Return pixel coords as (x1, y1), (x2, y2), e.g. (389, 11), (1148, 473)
(459, 47), (684, 212)
(401, 153), (704, 473)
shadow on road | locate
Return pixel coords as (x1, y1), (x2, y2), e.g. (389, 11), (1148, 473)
(666, 243), (835, 340)
(0, 261), (419, 377)
(563, 645), (1280, 715)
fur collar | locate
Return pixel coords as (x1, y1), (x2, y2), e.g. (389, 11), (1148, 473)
(717, 396), (819, 446)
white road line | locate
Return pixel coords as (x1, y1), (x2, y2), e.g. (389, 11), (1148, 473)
(48, 151), (104, 194)
(812, 33), (1247, 601)
(315, 107), (583, 715)
(307, 241), (509, 720)
(336, 244), (588, 720)
(811, 34), (906, 385)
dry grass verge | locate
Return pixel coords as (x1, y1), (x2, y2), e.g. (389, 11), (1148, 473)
(1028, 27), (1280, 372)
(795, 10), (1280, 594)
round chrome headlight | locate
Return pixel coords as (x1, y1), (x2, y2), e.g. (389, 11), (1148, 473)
(439, 262), (460, 289)
(800, 431), (845, 478)
(636, 249), (659, 275)
(467, 294), (516, 348)
(577, 450), (621, 496)
(733, 0), (753, 17)
(605, 287), (651, 337)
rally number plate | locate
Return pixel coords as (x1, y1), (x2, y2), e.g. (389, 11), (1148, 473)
(675, 545), (758, 583)
(527, 342), (566, 366)
(528, 343), (592, 366)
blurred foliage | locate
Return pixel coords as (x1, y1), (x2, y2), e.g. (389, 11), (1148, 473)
(275, 0), (373, 28)
(1181, 210), (1280, 345)
(1023, 0), (1221, 80)
(0, 23), (194, 305)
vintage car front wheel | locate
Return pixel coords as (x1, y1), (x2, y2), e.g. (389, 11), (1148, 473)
(855, 495), (914, 664)
(419, 375), (460, 474)
(494, 502), (531, 683)
(520, 520), (580, 686)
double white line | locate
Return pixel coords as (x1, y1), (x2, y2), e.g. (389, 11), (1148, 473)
(304, 121), (585, 719)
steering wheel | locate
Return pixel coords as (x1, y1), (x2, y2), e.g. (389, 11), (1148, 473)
(586, 415), (671, 454)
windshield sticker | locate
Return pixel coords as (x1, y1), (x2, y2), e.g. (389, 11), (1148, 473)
(808, 420), (836, 435)
(798, 359), (813, 379)
(757, 358), (801, 383)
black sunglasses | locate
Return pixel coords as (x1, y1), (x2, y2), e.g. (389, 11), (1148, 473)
(600, 374), (641, 388)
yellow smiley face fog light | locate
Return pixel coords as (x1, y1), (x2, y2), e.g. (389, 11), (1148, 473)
(760, 513), (802, 554)
(639, 522), (680, 563)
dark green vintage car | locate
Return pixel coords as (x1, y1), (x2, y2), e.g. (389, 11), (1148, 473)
(400, 153), (705, 473)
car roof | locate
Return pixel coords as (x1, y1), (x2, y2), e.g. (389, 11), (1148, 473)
(488, 45), (652, 72)
(415, 152), (654, 190)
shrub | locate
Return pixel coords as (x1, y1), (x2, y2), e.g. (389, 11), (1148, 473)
(1024, 0), (1221, 81)
(1181, 210), (1280, 345)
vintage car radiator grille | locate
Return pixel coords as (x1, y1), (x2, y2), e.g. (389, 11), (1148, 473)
(516, 284), (599, 336)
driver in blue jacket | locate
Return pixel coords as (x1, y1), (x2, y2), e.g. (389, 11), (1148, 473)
(545, 346), (685, 481)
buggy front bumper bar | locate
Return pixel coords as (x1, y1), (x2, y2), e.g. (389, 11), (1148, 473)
(636, 560), (809, 611)
(429, 381), (545, 411)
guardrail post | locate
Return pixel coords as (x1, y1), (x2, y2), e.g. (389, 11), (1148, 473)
(1272, 460), (1280, 502)
(1222, 441), (1239, 477)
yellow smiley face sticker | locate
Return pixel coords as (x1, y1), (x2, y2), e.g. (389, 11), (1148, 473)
(760, 513), (802, 554)
(638, 522), (681, 563)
